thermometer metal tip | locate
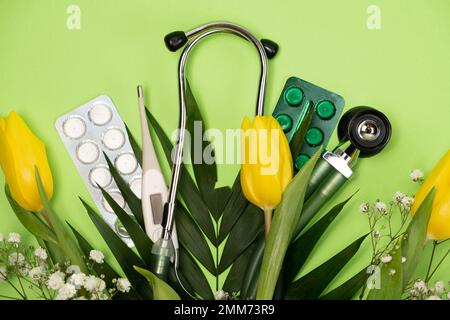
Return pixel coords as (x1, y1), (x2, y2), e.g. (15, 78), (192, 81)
(137, 85), (144, 98)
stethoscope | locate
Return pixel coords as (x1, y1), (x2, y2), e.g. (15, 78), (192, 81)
(150, 22), (278, 285)
(154, 21), (393, 299)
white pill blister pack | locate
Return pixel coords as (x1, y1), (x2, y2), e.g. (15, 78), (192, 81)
(55, 96), (142, 247)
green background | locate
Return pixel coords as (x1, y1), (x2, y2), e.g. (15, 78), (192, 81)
(1, 0), (449, 297)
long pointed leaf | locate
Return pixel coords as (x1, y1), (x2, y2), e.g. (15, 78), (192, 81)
(125, 124), (142, 167)
(100, 187), (153, 268)
(217, 175), (250, 243)
(367, 239), (404, 300)
(35, 169), (86, 272)
(178, 247), (214, 300)
(175, 202), (216, 275)
(218, 204), (263, 273)
(135, 267), (180, 300)
(104, 154), (145, 230)
(256, 149), (322, 300)
(5, 185), (58, 244)
(401, 188), (435, 286)
(146, 108), (216, 243)
(285, 233), (368, 299)
(284, 192), (357, 282)
(80, 198), (153, 299)
(320, 267), (367, 300)
(223, 242), (257, 296)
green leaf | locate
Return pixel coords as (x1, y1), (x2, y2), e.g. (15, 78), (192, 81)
(367, 239), (404, 300)
(320, 268), (367, 300)
(104, 154), (145, 230)
(68, 222), (141, 300)
(5, 185), (58, 244)
(284, 192), (357, 282)
(256, 148), (322, 300)
(125, 124), (142, 167)
(289, 101), (314, 160)
(401, 188), (435, 286)
(178, 247), (214, 300)
(285, 233), (368, 299)
(134, 266), (181, 300)
(184, 82), (220, 215)
(175, 202), (216, 275)
(217, 175), (250, 243)
(80, 198), (153, 299)
(223, 242), (257, 296)
(219, 204), (263, 273)
(99, 186), (154, 268)
(146, 108), (216, 243)
(35, 169), (87, 272)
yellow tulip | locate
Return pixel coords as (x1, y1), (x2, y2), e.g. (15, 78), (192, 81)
(0, 112), (53, 212)
(411, 150), (450, 240)
(240, 116), (293, 236)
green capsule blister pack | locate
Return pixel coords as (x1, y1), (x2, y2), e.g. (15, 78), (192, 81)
(272, 76), (345, 170)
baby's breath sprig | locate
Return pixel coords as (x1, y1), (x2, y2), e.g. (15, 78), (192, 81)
(0, 231), (131, 300)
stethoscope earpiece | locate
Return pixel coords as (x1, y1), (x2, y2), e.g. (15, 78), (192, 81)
(261, 39), (279, 59)
(164, 28), (279, 59)
(337, 106), (392, 157)
(164, 31), (188, 52)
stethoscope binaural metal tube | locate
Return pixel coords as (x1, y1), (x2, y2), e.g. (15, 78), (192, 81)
(163, 22), (269, 242)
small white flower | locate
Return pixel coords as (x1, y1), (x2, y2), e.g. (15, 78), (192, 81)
(426, 295), (441, 300)
(7, 232), (21, 245)
(410, 169), (424, 182)
(393, 192), (405, 203)
(68, 273), (86, 289)
(389, 269), (396, 276)
(66, 265), (81, 275)
(34, 247), (48, 260)
(401, 257), (407, 263)
(28, 266), (44, 282)
(359, 202), (369, 214)
(47, 271), (66, 290)
(0, 265), (7, 281)
(434, 281), (445, 293)
(0, 233), (4, 242)
(56, 283), (76, 300)
(83, 275), (105, 292)
(375, 201), (387, 213)
(89, 250), (105, 264)
(401, 196), (414, 209)
(413, 280), (428, 293)
(115, 278), (131, 293)
(214, 290), (229, 300)
(8, 252), (25, 266)
(380, 255), (392, 264)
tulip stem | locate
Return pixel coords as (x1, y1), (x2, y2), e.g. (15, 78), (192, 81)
(264, 208), (273, 238)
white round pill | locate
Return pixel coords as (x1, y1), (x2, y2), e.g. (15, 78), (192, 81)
(89, 104), (112, 126)
(102, 190), (125, 213)
(115, 220), (130, 238)
(76, 141), (99, 164)
(115, 153), (137, 175)
(103, 128), (125, 150)
(129, 177), (142, 199)
(89, 166), (112, 188)
(63, 116), (86, 139)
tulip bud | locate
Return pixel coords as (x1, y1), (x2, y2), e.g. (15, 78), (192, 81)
(412, 150), (450, 240)
(240, 116), (293, 235)
(0, 112), (53, 212)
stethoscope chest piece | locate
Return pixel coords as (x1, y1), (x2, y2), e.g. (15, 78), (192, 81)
(337, 106), (392, 157)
